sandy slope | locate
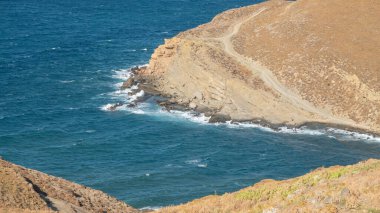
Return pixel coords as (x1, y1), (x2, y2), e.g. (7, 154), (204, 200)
(138, 0), (380, 134)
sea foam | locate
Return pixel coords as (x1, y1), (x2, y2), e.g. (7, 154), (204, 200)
(103, 66), (380, 143)
(139, 206), (162, 211)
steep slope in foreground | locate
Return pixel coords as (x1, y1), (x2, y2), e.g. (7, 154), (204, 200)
(0, 159), (137, 213)
(1, 158), (380, 213)
(159, 159), (380, 213)
(137, 0), (380, 134)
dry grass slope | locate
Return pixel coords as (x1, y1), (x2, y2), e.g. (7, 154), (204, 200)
(159, 159), (380, 213)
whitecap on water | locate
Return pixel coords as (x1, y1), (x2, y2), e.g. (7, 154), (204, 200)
(166, 110), (210, 124)
(112, 69), (133, 81)
(100, 65), (150, 113)
(185, 159), (201, 164)
(277, 126), (325, 136)
(224, 121), (275, 132)
(164, 164), (183, 168)
(129, 90), (145, 102)
(139, 206), (162, 211)
(185, 159), (208, 168)
(100, 103), (117, 111)
(216, 120), (380, 142)
(65, 107), (80, 110)
(117, 105), (146, 114)
(325, 128), (380, 142)
(59, 80), (75, 84)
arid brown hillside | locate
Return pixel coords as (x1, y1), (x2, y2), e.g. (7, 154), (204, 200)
(0, 159), (137, 213)
(138, 0), (380, 134)
(1, 158), (380, 213)
(159, 159), (380, 213)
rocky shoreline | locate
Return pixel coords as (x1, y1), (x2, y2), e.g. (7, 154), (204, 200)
(110, 65), (380, 139)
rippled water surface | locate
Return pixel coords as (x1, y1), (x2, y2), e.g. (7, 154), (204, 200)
(1, 0), (380, 209)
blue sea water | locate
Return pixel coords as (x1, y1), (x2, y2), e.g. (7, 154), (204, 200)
(1, 0), (380, 209)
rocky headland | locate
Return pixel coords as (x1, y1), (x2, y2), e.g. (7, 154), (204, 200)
(124, 0), (380, 135)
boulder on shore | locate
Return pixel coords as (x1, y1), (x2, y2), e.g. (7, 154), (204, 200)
(121, 78), (135, 90)
(209, 113), (231, 123)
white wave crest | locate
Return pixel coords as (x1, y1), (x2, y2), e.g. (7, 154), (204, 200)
(139, 206), (162, 211)
(59, 80), (75, 83)
(100, 104), (116, 111)
(219, 121), (380, 142)
(185, 159), (207, 168)
(112, 69), (132, 81)
(185, 159), (208, 168)
(277, 126), (325, 135)
(325, 128), (380, 142)
(168, 110), (210, 124)
(224, 121), (275, 132)
(101, 64), (151, 112)
(129, 90), (145, 102)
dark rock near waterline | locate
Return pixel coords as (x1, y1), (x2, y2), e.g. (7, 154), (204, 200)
(209, 113), (231, 123)
(157, 100), (189, 111)
(121, 78), (135, 90)
(109, 102), (124, 111)
(131, 66), (140, 73)
(127, 103), (136, 108)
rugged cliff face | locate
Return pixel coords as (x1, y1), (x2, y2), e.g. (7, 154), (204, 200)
(0, 159), (137, 213)
(159, 159), (380, 213)
(138, 0), (380, 134)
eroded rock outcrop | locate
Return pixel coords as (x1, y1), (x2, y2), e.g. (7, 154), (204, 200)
(137, 0), (380, 134)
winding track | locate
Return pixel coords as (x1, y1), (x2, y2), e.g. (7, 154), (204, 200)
(213, 7), (347, 123)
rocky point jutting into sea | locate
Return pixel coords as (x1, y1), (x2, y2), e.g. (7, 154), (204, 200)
(122, 0), (380, 135)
